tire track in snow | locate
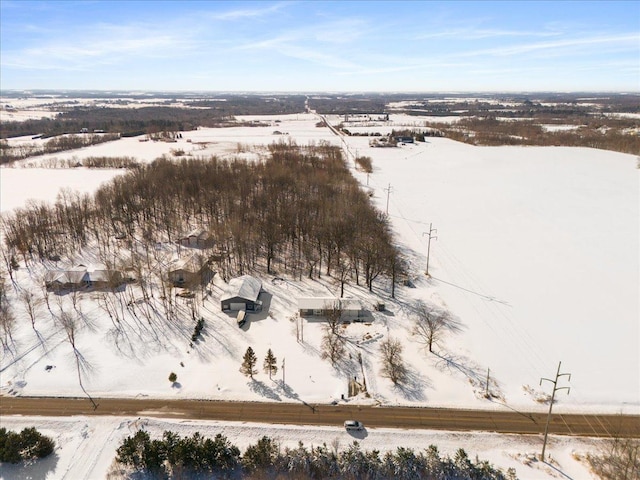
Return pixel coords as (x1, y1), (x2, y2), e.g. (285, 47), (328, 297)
(60, 419), (121, 480)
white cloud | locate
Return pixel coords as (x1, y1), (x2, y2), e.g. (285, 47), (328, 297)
(465, 33), (639, 57)
(208, 1), (290, 20)
(415, 27), (561, 41)
(1, 22), (200, 71)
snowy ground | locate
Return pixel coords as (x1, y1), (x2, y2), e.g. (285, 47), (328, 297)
(0, 415), (603, 480)
(0, 107), (637, 478)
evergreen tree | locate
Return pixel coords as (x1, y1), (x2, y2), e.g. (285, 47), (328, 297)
(241, 346), (257, 379)
(263, 348), (278, 379)
(0, 431), (22, 463)
(242, 436), (279, 472)
(0, 427), (55, 463)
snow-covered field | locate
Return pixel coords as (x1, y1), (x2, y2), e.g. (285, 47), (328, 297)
(1, 108), (637, 478)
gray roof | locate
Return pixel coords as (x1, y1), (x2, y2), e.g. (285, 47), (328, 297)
(45, 265), (120, 285)
(44, 269), (87, 285)
(221, 275), (262, 302)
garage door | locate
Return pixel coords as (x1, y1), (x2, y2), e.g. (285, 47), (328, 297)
(230, 302), (246, 311)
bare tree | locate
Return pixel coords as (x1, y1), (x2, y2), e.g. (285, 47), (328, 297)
(0, 275), (16, 353)
(19, 288), (41, 331)
(412, 300), (461, 353)
(321, 302), (345, 366)
(325, 303), (342, 335)
(0, 239), (17, 285)
(39, 281), (53, 314)
(335, 255), (351, 298)
(588, 436), (639, 480)
(321, 330), (346, 367)
(57, 308), (97, 409)
(379, 336), (407, 384)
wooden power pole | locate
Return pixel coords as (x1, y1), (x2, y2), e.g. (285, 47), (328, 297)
(540, 361), (571, 461)
(423, 224), (437, 276)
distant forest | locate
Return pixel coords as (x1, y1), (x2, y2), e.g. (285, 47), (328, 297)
(1, 92), (637, 154)
(307, 93), (640, 155)
(0, 94), (307, 139)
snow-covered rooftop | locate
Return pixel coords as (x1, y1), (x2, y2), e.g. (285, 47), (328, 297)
(221, 275), (262, 302)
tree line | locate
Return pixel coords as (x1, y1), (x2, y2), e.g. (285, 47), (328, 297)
(1, 94), (307, 140)
(1, 142), (403, 294)
(427, 117), (640, 155)
(0, 133), (120, 164)
(114, 429), (516, 479)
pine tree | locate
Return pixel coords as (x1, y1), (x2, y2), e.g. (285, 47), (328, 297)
(241, 346), (258, 379)
(263, 348), (278, 379)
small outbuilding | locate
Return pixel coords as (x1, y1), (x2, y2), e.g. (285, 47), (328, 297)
(220, 275), (263, 312)
(178, 229), (214, 249)
(297, 297), (363, 320)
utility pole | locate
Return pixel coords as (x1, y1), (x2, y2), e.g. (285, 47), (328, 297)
(282, 357), (286, 387)
(540, 361), (571, 462)
(485, 367), (490, 398)
(384, 183), (393, 215)
(422, 223), (437, 276)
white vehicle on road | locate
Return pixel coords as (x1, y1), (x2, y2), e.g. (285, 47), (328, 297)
(344, 420), (364, 431)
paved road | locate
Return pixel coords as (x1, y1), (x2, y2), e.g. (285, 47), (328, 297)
(1, 396), (638, 438)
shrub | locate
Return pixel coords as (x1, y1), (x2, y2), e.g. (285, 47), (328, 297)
(0, 427), (55, 463)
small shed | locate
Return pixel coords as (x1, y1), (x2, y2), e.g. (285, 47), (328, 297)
(221, 275), (262, 312)
(297, 297), (362, 319)
(179, 229), (214, 249)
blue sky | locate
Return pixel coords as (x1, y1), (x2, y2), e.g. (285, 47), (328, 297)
(1, 0), (638, 92)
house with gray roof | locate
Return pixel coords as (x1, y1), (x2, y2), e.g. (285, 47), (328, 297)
(220, 275), (262, 312)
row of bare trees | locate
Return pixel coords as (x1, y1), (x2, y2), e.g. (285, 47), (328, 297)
(0, 134), (120, 164)
(430, 117), (640, 155)
(1, 142), (403, 294)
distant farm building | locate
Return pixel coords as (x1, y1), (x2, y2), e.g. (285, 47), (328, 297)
(178, 229), (214, 249)
(395, 136), (414, 144)
(297, 297), (363, 320)
(220, 275), (263, 312)
(44, 265), (122, 290)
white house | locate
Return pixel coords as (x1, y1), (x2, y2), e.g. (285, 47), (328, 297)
(297, 297), (362, 319)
